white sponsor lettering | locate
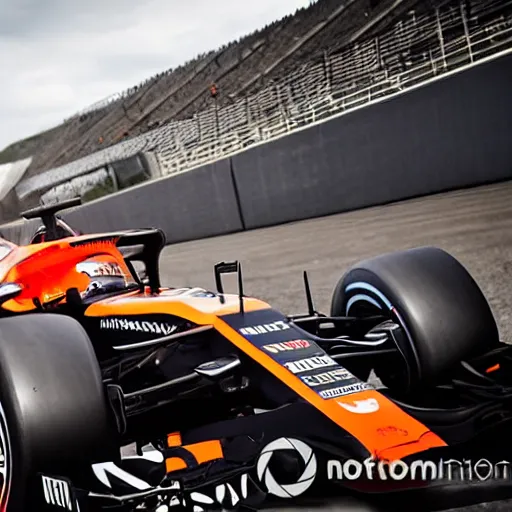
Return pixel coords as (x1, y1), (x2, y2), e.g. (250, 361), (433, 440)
(301, 368), (354, 387)
(284, 355), (337, 374)
(92, 462), (152, 490)
(263, 340), (311, 354)
(188, 474), (248, 511)
(41, 475), (73, 511)
(100, 318), (177, 335)
(240, 321), (290, 336)
(319, 382), (372, 399)
(327, 458), (512, 482)
(337, 398), (380, 414)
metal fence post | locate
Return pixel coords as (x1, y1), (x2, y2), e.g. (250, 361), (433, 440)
(436, 7), (447, 69)
(461, 1), (474, 63)
(323, 50), (332, 96)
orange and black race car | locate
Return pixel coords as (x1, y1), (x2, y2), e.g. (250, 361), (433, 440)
(0, 198), (511, 512)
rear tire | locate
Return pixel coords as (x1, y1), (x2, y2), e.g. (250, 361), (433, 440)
(0, 313), (113, 510)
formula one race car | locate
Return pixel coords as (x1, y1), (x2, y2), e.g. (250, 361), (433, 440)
(0, 198), (511, 512)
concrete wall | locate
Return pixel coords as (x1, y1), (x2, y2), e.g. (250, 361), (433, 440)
(2, 53), (511, 246)
(231, 52), (512, 229)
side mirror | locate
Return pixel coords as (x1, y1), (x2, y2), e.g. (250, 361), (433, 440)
(0, 283), (22, 305)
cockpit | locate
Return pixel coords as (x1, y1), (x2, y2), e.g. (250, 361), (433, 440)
(76, 257), (139, 300)
(0, 197), (167, 311)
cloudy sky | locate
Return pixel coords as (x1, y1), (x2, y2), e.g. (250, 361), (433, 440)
(0, 0), (313, 151)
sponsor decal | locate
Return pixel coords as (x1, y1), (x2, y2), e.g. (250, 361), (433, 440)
(319, 382), (373, 399)
(301, 368), (355, 387)
(187, 474), (250, 511)
(257, 438), (317, 498)
(92, 462), (152, 491)
(41, 475), (73, 511)
(240, 320), (290, 336)
(262, 339), (311, 354)
(93, 460), (182, 509)
(337, 398), (380, 414)
(284, 355), (337, 374)
(377, 426), (408, 437)
(100, 318), (177, 335)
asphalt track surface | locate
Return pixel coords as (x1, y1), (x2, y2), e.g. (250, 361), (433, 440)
(157, 181), (512, 512)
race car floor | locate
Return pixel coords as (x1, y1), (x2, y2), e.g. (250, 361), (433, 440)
(157, 180), (512, 511)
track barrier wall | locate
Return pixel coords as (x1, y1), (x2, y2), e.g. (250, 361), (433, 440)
(63, 157), (243, 244)
(232, 52), (512, 229)
(1, 53), (511, 246)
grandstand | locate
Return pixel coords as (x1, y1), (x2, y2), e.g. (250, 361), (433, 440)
(1, 0), (511, 219)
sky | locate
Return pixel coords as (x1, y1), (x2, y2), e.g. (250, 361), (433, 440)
(0, 0), (314, 151)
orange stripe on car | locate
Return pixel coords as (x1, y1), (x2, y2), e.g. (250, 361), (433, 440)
(167, 432), (182, 447)
(186, 440), (224, 464)
(165, 439), (224, 474)
(85, 293), (271, 318)
(213, 318), (447, 461)
(486, 363), (500, 373)
(166, 458), (188, 472)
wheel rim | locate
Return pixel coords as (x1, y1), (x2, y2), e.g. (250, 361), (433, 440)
(0, 402), (12, 511)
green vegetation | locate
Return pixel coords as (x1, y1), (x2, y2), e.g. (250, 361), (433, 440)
(0, 125), (61, 165)
(81, 175), (116, 203)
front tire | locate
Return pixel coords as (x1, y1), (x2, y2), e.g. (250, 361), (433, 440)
(0, 313), (113, 510)
(331, 247), (499, 392)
